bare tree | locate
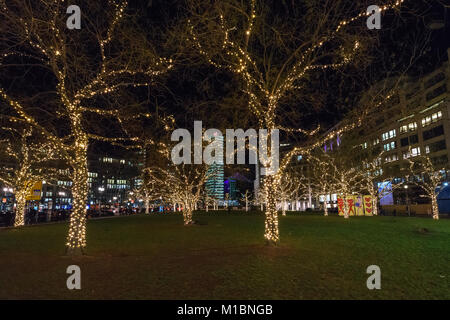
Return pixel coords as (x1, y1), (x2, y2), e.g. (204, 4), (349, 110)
(0, 125), (69, 226)
(359, 150), (405, 216)
(273, 169), (300, 216)
(0, 0), (172, 254)
(145, 164), (211, 225)
(187, 0), (407, 243)
(305, 151), (335, 216)
(407, 155), (446, 220)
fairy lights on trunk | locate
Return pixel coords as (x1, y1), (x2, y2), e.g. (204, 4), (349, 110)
(0, 0), (172, 255)
(188, 0), (407, 243)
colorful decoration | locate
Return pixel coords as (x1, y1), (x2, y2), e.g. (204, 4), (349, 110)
(363, 195), (373, 216)
(355, 196), (364, 216)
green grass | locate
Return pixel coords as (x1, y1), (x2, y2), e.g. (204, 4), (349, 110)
(0, 212), (449, 299)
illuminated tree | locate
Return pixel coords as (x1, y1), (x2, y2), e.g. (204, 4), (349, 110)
(203, 191), (217, 212)
(145, 164), (211, 225)
(359, 150), (404, 216)
(0, 124), (69, 226)
(242, 190), (252, 212)
(318, 150), (361, 219)
(305, 152), (335, 216)
(0, 0), (172, 254)
(273, 169), (300, 216)
(407, 155), (446, 220)
(188, 0), (406, 243)
(132, 180), (156, 214)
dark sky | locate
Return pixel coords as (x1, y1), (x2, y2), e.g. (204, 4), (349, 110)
(1, 0), (449, 152)
(133, 0), (450, 133)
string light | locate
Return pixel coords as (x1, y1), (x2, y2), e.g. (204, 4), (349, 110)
(407, 155), (443, 220)
(0, 126), (70, 226)
(0, 0), (172, 254)
(144, 163), (213, 225)
(188, 0), (406, 243)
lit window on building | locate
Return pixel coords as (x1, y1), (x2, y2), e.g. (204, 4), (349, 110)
(411, 147), (421, 157)
(383, 141), (396, 151)
(382, 129), (396, 141)
(421, 111), (442, 127)
(399, 125), (408, 134)
(385, 154), (398, 163)
(57, 180), (72, 186)
(408, 122), (417, 131)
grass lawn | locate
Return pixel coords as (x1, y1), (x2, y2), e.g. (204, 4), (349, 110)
(0, 212), (448, 299)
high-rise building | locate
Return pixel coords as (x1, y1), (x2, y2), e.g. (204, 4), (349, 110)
(205, 135), (224, 201)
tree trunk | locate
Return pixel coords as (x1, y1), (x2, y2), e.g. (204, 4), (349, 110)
(183, 205), (193, 225)
(264, 175), (279, 245)
(66, 130), (89, 256)
(323, 200), (328, 216)
(431, 195), (439, 220)
(145, 198), (150, 214)
(14, 189), (27, 227)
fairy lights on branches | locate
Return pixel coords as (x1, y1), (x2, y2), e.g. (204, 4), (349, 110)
(0, 124), (70, 226)
(188, 0), (406, 243)
(407, 155), (446, 220)
(0, 0), (172, 255)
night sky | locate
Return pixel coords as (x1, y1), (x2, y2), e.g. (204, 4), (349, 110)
(1, 0), (449, 152)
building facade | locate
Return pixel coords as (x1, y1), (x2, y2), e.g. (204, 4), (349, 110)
(37, 153), (142, 211)
(356, 48), (450, 172)
(318, 48), (450, 209)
